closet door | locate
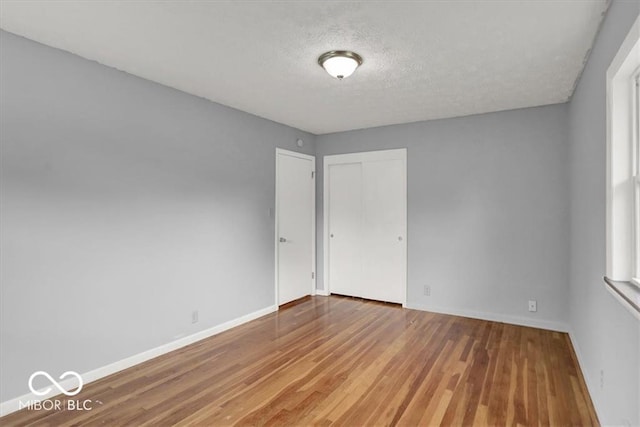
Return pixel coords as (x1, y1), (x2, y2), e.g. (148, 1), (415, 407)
(324, 149), (407, 305)
(328, 163), (363, 297)
(361, 159), (406, 304)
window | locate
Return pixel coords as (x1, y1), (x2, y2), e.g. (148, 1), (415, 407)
(635, 74), (640, 285)
(605, 15), (640, 319)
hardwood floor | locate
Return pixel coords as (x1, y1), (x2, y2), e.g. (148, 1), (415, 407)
(1, 296), (598, 426)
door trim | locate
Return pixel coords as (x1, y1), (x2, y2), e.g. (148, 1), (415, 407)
(275, 148), (316, 308)
(323, 148), (407, 307)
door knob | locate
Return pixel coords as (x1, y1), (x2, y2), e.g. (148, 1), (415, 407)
(398, 236), (403, 241)
(330, 234), (334, 238)
(279, 237), (287, 243)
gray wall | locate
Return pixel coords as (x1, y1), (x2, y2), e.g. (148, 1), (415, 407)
(567, 1), (640, 425)
(0, 31), (315, 401)
(316, 104), (571, 331)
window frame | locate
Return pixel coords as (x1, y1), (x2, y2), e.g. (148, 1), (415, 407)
(634, 72), (640, 286)
(605, 14), (640, 320)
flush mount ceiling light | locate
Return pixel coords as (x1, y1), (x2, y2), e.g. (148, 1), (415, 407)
(318, 50), (363, 80)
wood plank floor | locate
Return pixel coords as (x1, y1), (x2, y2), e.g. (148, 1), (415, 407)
(1, 296), (598, 426)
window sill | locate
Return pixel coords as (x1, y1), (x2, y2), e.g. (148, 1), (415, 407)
(604, 276), (640, 321)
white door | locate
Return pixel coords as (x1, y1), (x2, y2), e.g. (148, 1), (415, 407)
(328, 163), (363, 297)
(324, 149), (406, 305)
(361, 159), (405, 303)
(276, 149), (315, 305)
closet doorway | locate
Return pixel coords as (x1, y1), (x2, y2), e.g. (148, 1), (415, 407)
(323, 149), (407, 305)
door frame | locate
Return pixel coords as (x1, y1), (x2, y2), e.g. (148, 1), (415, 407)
(275, 148), (316, 307)
(323, 148), (407, 307)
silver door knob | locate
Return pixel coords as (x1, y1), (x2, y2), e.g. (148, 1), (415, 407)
(330, 234), (334, 238)
(398, 236), (403, 241)
(279, 237), (287, 243)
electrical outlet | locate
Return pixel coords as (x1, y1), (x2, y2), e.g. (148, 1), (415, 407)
(424, 285), (431, 296)
(528, 300), (537, 312)
(192, 310), (199, 324)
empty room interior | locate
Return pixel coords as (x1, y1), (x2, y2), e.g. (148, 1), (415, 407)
(1, 0), (640, 425)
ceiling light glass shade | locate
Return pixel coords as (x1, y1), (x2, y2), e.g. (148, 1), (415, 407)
(318, 51), (363, 80)
(322, 56), (358, 79)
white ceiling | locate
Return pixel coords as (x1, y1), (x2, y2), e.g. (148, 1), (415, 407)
(0, 1), (609, 135)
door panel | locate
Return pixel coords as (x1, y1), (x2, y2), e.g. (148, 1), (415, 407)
(361, 159), (405, 303)
(328, 163), (363, 297)
(277, 152), (313, 305)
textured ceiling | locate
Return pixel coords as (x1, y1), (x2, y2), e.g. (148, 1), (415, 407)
(0, 1), (609, 135)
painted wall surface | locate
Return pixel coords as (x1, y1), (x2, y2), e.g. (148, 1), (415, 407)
(0, 31), (315, 401)
(567, 1), (640, 425)
(316, 104), (571, 332)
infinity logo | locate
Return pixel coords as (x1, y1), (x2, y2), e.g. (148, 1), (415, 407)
(28, 371), (83, 397)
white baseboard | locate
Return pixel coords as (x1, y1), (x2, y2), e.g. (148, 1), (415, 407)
(0, 304), (277, 417)
(315, 288), (330, 296)
(405, 302), (569, 332)
(567, 330), (602, 424)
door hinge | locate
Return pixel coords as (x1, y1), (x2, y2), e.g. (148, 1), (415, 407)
(312, 272), (315, 279)
(311, 171), (315, 179)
